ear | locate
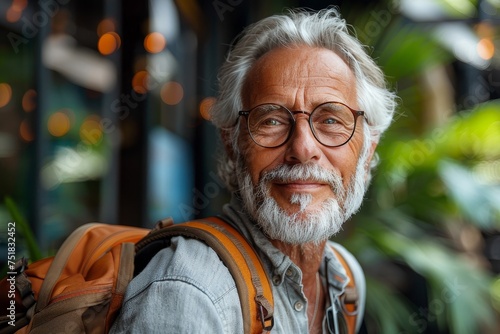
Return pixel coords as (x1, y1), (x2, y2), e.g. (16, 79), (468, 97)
(367, 141), (378, 165)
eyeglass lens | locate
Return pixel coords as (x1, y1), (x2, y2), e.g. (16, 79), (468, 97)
(246, 102), (359, 148)
(326, 300), (348, 334)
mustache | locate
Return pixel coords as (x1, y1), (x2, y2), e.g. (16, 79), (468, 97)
(260, 163), (344, 195)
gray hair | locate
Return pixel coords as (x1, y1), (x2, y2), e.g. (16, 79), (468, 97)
(210, 8), (397, 191)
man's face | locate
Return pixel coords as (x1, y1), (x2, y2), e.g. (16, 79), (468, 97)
(236, 46), (375, 244)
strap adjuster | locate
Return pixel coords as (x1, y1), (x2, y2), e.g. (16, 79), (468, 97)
(258, 303), (274, 331)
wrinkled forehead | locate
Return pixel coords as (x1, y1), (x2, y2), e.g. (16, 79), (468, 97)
(242, 46), (358, 109)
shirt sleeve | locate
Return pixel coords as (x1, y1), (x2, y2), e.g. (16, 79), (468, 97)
(110, 279), (225, 333)
(109, 237), (242, 334)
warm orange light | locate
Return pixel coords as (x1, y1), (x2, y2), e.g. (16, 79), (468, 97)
(80, 115), (103, 145)
(97, 18), (116, 36)
(6, 7), (21, 23)
(22, 89), (37, 112)
(48, 111), (71, 137)
(477, 38), (495, 60)
(160, 81), (184, 105)
(98, 32), (121, 55)
(199, 97), (216, 120)
(0, 83), (12, 108)
(12, 0), (27, 10)
(19, 119), (34, 142)
(476, 22), (494, 39)
(6, 0), (27, 22)
(144, 32), (166, 54)
(132, 71), (149, 94)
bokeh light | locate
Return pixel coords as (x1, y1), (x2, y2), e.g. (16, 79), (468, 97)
(199, 97), (216, 120)
(5, 0), (27, 23)
(144, 32), (166, 54)
(98, 32), (121, 55)
(160, 81), (184, 106)
(48, 111), (71, 137)
(97, 18), (116, 36)
(6, 7), (21, 23)
(22, 89), (37, 112)
(477, 38), (495, 60)
(132, 70), (149, 94)
(19, 119), (34, 142)
(80, 115), (103, 145)
(0, 83), (12, 108)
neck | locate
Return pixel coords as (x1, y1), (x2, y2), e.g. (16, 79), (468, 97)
(272, 239), (328, 333)
(271, 239), (326, 282)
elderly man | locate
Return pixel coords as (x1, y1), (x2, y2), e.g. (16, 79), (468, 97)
(111, 8), (396, 334)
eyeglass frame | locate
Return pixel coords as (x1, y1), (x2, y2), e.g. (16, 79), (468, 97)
(324, 256), (354, 334)
(238, 101), (365, 149)
(326, 296), (349, 334)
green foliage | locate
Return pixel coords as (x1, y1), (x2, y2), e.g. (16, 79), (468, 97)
(4, 196), (43, 262)
(339, 2), (500, 333)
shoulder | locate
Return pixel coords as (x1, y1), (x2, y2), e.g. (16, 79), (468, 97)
(129, 236), (237, 302)
(112, 237), (243, 334)
(113, 236), (242, 333)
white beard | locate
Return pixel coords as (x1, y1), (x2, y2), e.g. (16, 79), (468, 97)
(237, 143), (371, 245)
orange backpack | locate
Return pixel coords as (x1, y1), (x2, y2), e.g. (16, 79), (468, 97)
(0, 217), (274, 334)
(0, 218), (361, 334)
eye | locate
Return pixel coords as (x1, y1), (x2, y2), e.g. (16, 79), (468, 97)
(314, 113), (343, 126)
(322, 118), (338, 125)
(263, 118), (282, 126)
(252, 107), (290, 128)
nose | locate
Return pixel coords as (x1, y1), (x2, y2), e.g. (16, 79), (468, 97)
(284, 117), (322, 164)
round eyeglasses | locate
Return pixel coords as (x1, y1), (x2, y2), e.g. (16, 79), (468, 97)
(238, 102), (364, 148)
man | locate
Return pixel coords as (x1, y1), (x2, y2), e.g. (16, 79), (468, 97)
(111, 7), (396, 333)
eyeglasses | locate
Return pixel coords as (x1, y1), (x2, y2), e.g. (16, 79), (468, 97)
(238, 102), (364, 148)
(324, 256), (357, 334)
(326, 298), (348, 334)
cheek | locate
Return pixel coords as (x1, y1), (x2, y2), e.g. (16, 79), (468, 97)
(327, 141), (364, 185)
(237, 135), (262, 184)
(245, 150), (271, 184)
(241, 144), (283, 185)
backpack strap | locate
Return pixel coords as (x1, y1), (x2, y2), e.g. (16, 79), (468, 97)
(134, 217), (274, 334)
(330, 243), (366, 334)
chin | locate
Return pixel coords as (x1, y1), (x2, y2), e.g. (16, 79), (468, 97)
(253, 195), (345, 245)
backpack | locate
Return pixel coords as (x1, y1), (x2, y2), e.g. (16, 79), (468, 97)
(330, 243), (365, 334)
(0, 217), (361, 334)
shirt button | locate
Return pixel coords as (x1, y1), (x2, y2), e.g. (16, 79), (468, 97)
(294, 301), (304, 312)
(285, 268), (293, 277)
(272, 275), (281, 285)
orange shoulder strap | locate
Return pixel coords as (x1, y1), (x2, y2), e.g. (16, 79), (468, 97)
(135, 217), (274, 334)
(331, 245), (359, 334)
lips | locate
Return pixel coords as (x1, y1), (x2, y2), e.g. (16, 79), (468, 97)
(274, 180), (328, 191)
(260, 163), (344, 196)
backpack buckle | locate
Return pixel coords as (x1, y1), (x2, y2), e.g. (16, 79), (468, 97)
(14, 257), (28, 274)
(258, 303), (274, 331)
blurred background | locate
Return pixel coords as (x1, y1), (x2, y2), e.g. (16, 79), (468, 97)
(0, 0), (499, 332)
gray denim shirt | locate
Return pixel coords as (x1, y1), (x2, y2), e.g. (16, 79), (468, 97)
(110, 197), (365, 333)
